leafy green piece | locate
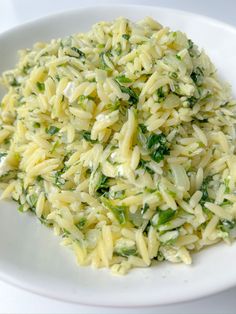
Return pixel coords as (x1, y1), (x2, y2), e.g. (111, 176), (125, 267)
(33, 122), (40, 128)
(54, 166), (67, 188)
(147, 133), (170, 163)
(81, 130), (97, 143)
(18, 204), (24, 212)
(36, 82), (45, 92)
(71, 47), (85, 58)
(176, 54), (181, 60)
(10, 78), (20, 87)
(95, 174), (109, 195)
(28, 194), (38, 211)
(122, 34), (130, 40)
(116, 247), (137, 257)
(219, 219), (236, 233)
(139, 123), (147, 133)
(76, 217), (87, 230)
(190, 67), (204, 85)
(114, 43), (122, 56)
(46, 126), (60, 135)
(169, 72), (178, 79)
(138, 159), (155, 175)
(188, 39), (195, 57)
(141, 203), (149, 215)
(187, 96), (198, 108)
(156, 87), (166, 102)
(200, 176), (212, 205)
(115, 80), (139, 105)
(100, 51), (112, 70)
(157, 209), (176, 227)
(101, 197), (126, 224)
(115, 75), (132, 83)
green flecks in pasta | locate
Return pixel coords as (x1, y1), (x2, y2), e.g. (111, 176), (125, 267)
(10, 78), (20, 87)
(101, 197), (126, 225)
(147, 133), (170, 163)
(115, 80), (139, 105)
(187, 96), (198, 108)
(81, 131), (97, 143)
(36, 82), (45, 92)
(76, 217), (87, 230)
(115, 75), (132, 83)
(46, 126), (60, 135)
(219, 219), (236, 234)
(156, 87), (166, 102)
(122, 34), (130, 40)
(95, 173), (109, 195)
(190, 67), (204, 85)
(70, 47), (86, 58)
(138, 159), (155, 175)
(200, 176), (212, 205)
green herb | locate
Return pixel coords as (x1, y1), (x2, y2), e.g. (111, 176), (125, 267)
(115, 75), (132, 83)
(10, 78), (20, 87)
(96, 174), (109, 195)
(156, 87), (166, 102)
(224, 178), (230, 193)
(81, 130), (97, 143)
(33, 122), (40, 128)
(28, 194), (38, 210)
(22, 64), (31, 74)
(114, 43), (122, 56)
(46, 126), (60, 135)
(122, 34), (130, 40)
(176, 54), (181, 60)
(54, 166), (68, 187)
(36, 81), (45, 92)
(139, 123), (147, 133)
(138, 159), (155, 175)
(115, 80), (139, 105)
(76, 217), (87, 230)
(71, 47), (85, 58)
(169, 72), (178, 79)
(141, 203), (149, 215)
(188, 39), (195, 57)
(200, 176), (212, 205)
(18, 204), (24, 212)
(219, 219), (236, 233)
(100, 51), (112, 70)
(101, 197), (126, 224)
(116, 247), (137, 257)
(156, 209), (176, 227)
(190, 67), (204, 85)
(97, 44), (105, 49)
(36, 175), (43, 182)
(187, 96), (198, 108)
(147, 133), (170, 163)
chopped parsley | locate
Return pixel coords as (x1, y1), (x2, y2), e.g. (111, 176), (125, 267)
(46, 126), (60, 135)
(36, 82), (45, 92)
(115, 80), (139, 105)
(200, 176), (212, 205)
(101, 197), (126, 224)
(95, 174), (109, 195)
(122, 34), (130, 40)
(81, 130), (97, 143)
(191, 67), (204, 85)
(115, 75), (132, 83)
(70, 47), (85, 58)
(147, 133), (170, 163)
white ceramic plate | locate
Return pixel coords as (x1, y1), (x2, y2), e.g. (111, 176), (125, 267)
(0, 5), (236, 308)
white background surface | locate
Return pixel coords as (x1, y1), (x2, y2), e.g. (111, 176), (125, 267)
(1, 0), (236, 313)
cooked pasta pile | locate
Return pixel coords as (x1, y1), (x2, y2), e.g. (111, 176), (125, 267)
(0, 17), (236, 274)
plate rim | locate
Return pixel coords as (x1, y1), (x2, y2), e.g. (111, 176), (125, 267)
(0, 4), (236, 307)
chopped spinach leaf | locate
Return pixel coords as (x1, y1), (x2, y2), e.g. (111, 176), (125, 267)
(101, 197), (126, 224)
(115, 80), (139, 105)
(141, 203), (149, 215)
(81, 130), (97, 143)
(10, 78), (20, 87)
(156, 208), (176, 227)
(76, 217), (87, 230)
(36, 82), (45, 92)
(187, 96), (198, 108)
(46, 126), (60, 135)
(147, 133), (170, 163)
(219, 219), (236, 233)
(115, 75), (132, 83)
(122, 34), (130, 40)
(138, 159), (155, 175)
(190, 67), (204, 85)
(96, 174), (109, 195)
(156, 87), (166, 102)
(71, 47), (85, 58)
(200, 176), (212, 205)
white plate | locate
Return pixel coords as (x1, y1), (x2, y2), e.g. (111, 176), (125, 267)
(0, 5), (236, 308)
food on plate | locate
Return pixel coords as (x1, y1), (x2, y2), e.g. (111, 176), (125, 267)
(0, 17), (236, 275)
